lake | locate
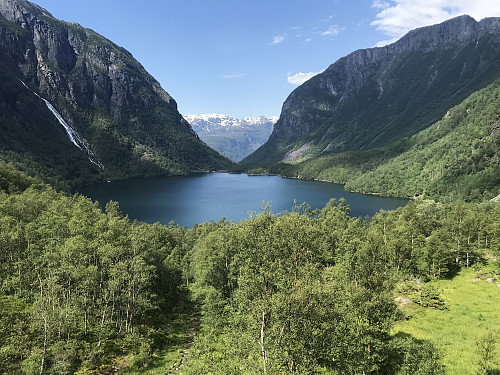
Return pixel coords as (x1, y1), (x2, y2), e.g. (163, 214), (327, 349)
(78, 173), (408, 227)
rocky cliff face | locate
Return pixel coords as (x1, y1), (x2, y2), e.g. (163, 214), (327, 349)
(243, 15), (500, 164)
(0, 0), (232, 185)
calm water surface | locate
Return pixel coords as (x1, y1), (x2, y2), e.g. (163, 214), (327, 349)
(79, 173), (408, 227)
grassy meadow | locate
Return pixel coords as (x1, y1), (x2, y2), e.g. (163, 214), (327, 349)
(394, 264), (500, 374)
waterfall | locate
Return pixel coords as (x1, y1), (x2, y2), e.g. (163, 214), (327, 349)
(19, 80), (104, 169)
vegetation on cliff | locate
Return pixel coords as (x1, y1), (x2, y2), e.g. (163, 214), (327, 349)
(244, 79), (500, 203)
(0, 0), (234, 189)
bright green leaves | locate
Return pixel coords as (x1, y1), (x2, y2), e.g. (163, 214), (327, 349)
(0, 187), (184, 373)
(186, 204), (403, 374)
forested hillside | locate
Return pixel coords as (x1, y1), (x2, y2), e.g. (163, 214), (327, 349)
(1, 159), (499, 374)
(0, 160), (189, 373)
(244, 15), (500, 165)
(0, 0), (233, 188)
(245, 78), (500, 202)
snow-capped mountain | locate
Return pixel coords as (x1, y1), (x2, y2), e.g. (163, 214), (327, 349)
(185, 114), (278, 161)
(185, 114), (278, 132)
(184, 114), (240, 131)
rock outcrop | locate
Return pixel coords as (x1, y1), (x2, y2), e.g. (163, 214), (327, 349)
(0, 0), (233, 184)
(243, 15), (500, 164)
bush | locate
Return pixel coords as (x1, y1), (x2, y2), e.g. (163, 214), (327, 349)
(418, 285), (446, 309)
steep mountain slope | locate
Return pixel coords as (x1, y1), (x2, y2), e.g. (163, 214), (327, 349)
(0, 0), (233, 187)
(261, 78), (500, 202)
(185, 114), (277, 161)
(243, 15), (500, 164)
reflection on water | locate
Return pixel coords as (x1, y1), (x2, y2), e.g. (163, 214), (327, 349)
(78, 173), (408, 227)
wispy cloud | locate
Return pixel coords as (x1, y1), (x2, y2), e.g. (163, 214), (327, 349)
(270, 35), (286, 45)
(287, 72), (320, 85)
(371, 0), (500, 44)
(321, 25), (343, 36)
(372, 0), (390, 9)
(222, 73), (246, 79)
(269, 18), (344, 45)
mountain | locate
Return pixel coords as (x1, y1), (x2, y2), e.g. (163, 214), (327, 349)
(0, 0), (233, 187)
(243, 15), (500, 164)
(253, 78), (500, 202)
(185, 114), (277, 161)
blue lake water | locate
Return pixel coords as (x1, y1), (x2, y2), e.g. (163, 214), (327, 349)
(78, 173), (408, 227)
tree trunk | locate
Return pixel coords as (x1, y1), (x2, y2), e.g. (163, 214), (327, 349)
(40, 315), (48, 375)
(260, 310), (268, 375)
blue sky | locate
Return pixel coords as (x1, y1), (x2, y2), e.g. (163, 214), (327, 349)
(33, 0), (500, 118)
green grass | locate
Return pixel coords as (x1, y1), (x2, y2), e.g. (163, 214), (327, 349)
(119, 292), (201, 374)
(394, 263), (500, 375)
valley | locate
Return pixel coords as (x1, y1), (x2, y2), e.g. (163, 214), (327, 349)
(186, 114), (277, 162)
(78, 173), (408, 227)
(0, 0), (233, 189)
(0, 1), (500, 374)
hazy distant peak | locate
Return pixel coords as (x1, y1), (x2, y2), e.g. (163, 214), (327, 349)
(185, 114), (278, 128)
(185, 114), (278, 161)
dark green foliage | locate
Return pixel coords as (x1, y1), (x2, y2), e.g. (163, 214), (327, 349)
(4, 160), (500, 373)
(418, 285), (446, 309)
(244, 19), (500, 165)
(0, 4), (234, 189)
(184, 199), (492, 374)
(0, 159), (40, 193)
(390, 333), (445, 375)
(476, 332), (497, 375)
(254, 78), (500, 203)
(0, 181), (185, 373)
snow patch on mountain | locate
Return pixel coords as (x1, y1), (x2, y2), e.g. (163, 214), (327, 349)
(185, 114), (279, 133)
(184, 114), (279, 161)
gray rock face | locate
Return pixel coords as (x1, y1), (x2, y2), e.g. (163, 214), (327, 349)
(0, 6), (179, 129)
(0, 0), (232, 180)
(0, 0), (49, 26)
(244, 15), (500, 164)
(317, 15), (499, 102)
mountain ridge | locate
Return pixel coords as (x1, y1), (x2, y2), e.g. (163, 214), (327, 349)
(261, 77), (500, 202)
(0, 0), (233, 187)
(243, 15), (500, 164)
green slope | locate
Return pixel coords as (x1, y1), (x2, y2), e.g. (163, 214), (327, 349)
(394, 267), (500, 375)
(0, 1), (233, 188)
(255, 79), (500, 202)
(243, 16), (500, 165)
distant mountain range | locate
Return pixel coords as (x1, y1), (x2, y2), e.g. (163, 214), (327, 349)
(0, 0), (233, 187)
(185, 114), (278, 161)
(243, 15), (500, 165)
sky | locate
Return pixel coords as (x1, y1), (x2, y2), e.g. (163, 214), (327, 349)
(32, 0), (500, 118)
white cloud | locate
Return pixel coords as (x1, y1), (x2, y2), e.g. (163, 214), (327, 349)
(270, 35), (286, 45)
(371, 0), (500, 40)
(270, 19), (344, 45)
(222, 73), (246, 79)
(321, 25), (342, 36)
(287, 72), (320, 85)
(372, 0), (390, 9)
(374, 37), (399, 47)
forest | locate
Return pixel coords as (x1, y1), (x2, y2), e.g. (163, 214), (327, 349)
(0, 159), (499, 374)
(242, 79), (500, 204)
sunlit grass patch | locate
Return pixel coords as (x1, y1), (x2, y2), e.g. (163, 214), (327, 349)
(394, 264), (500, 375)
